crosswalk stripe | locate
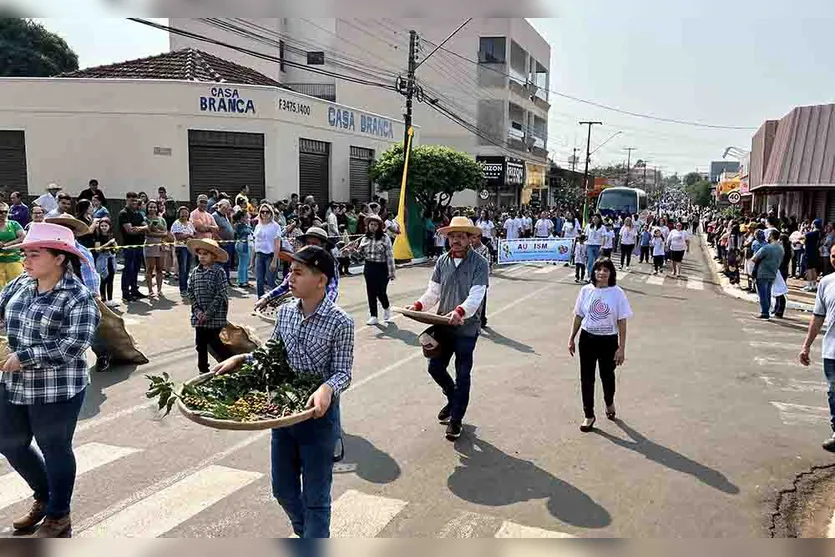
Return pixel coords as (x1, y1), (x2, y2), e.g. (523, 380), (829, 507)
(759, 376), (825, 393)
(687, 278), (704, 290)
(0, 443), (141, 512)
(79, 465), (262, 538)
(331, 489), (407, 538)
(494, 520), (575, 538)
(645, 275), (664, 286)
(770, 401), (830, 425)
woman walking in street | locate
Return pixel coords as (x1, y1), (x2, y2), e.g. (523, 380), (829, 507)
(568, 258), (632, 432)
(584, 214), (604, 265)
(618, 216), (637, 270)
(358, 214), (395, 326)
(0, 223), (100, 537)
(171, 206), (195, 299)
(143, 200), (167, 298)
(666, 221), (690, 278)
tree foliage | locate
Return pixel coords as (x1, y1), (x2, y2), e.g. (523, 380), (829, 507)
(370, 144), (485, 213)
(683, 172), (702, 187)
(590, 164), (627, 180)
(0, 18), (79, 77)
(686, 180), (713, 207)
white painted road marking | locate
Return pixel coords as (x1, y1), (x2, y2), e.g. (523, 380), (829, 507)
(755, 356), (798, 367)
(494, 520), (575, 538)
(770, 401), (831, 425)
(0, 443), (140, 512)
(759, 376), (825, 393)
(331, 489), (408, 537)
(79, 465), (262, 538)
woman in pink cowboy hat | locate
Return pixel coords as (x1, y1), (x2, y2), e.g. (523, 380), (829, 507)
(0, 223), (101, 537)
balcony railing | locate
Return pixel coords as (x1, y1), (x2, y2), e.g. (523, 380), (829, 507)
(285, 83), (336, 101)
(508, 127), (525, 140)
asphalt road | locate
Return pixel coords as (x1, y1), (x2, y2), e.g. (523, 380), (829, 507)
(1, 237), (833, 538)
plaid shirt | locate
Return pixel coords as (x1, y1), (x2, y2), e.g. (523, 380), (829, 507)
(0, 271), (100, 405)
(187, 263), (228, 329)
(270, 296), (354, 396)
(359, 235), (395, 278)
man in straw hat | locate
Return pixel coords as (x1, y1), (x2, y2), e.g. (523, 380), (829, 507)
(33, 183), (62, 215)
(214, 245), (353, 538)
(186, 238), (233, 375)
(406, 215), (489, 441)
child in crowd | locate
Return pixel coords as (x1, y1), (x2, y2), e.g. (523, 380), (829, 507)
(651, 228), (666, 275)
(187, 238), (233, 374)
(434, 227), (446, 257)
(93, 217), (119, 307)
(601, 221), (615, 259)
(232, 211), (252, 288)
(337, 224), (352, 276)
(574, 234), (588, 283)
(639, 225), (652, 264)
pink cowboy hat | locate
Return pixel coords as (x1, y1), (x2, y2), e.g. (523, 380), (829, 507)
(7, 223), (92, 264)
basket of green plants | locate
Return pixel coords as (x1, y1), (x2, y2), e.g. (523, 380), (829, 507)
(145, 338), (320, 431)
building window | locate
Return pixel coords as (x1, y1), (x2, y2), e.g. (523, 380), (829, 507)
(279, 40), (286, 72)
(478, 37), (506, 64)
(307, 51), (325, 65)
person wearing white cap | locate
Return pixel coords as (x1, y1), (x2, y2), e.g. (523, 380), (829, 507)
(33, 183), (61, 214)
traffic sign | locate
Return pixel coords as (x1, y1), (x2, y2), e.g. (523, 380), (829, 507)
(728, 191), (741, 205)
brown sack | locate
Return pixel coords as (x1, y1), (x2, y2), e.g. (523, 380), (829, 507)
(96, 300), (149, 364)
(209, 323), (263, 361)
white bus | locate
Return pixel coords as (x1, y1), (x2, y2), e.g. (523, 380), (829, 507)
(597, 187), (648, 218)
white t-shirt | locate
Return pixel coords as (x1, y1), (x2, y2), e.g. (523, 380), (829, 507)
(563, 221), (577, 239)
(585, 225), (604, 246)
(667, 229), (690, 252)
(254, 221), (282, 254)
(620, 226), (637, 245)
(477, 220), (495, 239)
(815, 274), (835, 359)
(651, 236), (666, 257)
(602, 229), (615, 249)
(534, 218), (554, 238)
(659, 225), (670, 241)
(574, 284), (633, 336)
(522, 216), (533, 231)
(504, 218), (522, 240)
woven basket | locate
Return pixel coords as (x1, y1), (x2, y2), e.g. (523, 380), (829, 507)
(252, 293), (293, 323)
(176, 370), (315, 431)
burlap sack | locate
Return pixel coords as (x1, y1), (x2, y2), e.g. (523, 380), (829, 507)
(96, 300), (149, 364)
(208, 322), (263, 361)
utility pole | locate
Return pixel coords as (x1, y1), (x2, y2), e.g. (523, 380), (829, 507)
(624, 147), (637, 187)
(403, 30), (417, 150)
(579, 121), (602, 220)
(570, 147), (578, 172)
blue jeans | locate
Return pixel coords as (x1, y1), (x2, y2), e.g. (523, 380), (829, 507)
(255, 252), (277, 298)
(120, 248), (143, 297)
(756, 277), (774, 317)
(271, 403), (340, 538)
(824, 360), (835, 432)
(0, 387), (86, 518)
(428, 333), (479, 424)
(236, 241), (251, 285)
(176, 246), (191, 295)
(222, 243), (235, 282)
(586, 244), (601, 267)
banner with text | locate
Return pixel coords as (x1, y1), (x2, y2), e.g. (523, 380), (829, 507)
(497, 238), (573, 264)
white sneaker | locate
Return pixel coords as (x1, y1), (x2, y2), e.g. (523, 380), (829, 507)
(366, 316), (379, 326)
(383, 309), (393, 323)
(105, 300), (120, 308)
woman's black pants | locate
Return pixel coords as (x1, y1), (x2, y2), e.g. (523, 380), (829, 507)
(578, 330), (618, 418)
(363, 261), (390, 317)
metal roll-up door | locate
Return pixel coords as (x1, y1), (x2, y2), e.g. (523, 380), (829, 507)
(188, 130), (265, 203)
(349, 146), (374, 203)
(299, 138), (330, 208)
(0, 131), (28, 199)
(814, 190), (827, 222)
(826, 192), (835, 225)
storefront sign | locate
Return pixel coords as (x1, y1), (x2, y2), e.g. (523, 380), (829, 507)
(277, 97), (312, 116)
(327, 106), (394, 138)
(497, 238), (573, 264)
(477, 156), (505, 186)
(506, 158), (526, 187)
(199, 87), (256, 114)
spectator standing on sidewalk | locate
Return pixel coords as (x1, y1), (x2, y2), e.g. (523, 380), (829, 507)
(233, 210), (253, 288)
(77, 179), (107, 207)
(0, 202), (26, 289)
(773, 233), (792, 319)
(190, 194), (218, 240)
(117, 192), (148, 302)
(751, 229), (784, 320)
(9, 192), (29, 228)
(33, 184), (61, 214)
(212, 200), (236, 284)
(805, 219), (823, 291)
(46, 193), (71, 219)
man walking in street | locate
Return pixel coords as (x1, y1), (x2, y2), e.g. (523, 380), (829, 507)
(800, 243), (835, 453)
(407, 216), (489, 441)
(752, 229), (784, 319)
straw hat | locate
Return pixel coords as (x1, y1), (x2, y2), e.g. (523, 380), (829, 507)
(187, 238), (228, 263)
(45, 214), (91, 237)
(7, 223), (91, 264)
(299, 226), (334, 247)
(46, 183), (61, 192)
(438, 216), (480, 236)
(365, 213), (383, 226)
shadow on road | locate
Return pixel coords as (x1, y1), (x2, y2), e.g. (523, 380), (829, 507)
(374, 322), (421, 347)
(448, 426), (611, 528)
(480, 327), (538, 355)
(79, 364), (139, 421)
(594, 419), (740, 495)
(333, 432), (402, 484)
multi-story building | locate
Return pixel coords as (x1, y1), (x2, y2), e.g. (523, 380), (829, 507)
(168, 18), (551, 207)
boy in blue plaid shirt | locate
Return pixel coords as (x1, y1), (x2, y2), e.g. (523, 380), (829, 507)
(186, 239), (233, 374)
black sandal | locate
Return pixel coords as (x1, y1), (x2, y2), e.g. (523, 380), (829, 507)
(606, 405), (616, 420)
(580, 417), (596, 432)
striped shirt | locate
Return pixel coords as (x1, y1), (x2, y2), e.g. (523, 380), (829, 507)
(359, 234), (395, 278)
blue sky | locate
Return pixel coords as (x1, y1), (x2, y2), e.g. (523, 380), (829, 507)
(29, 7), (835, 176)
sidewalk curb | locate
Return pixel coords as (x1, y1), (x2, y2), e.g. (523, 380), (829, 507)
(699, 234), (813, 313)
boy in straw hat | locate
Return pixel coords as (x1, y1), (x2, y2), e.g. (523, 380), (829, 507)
(186, 238), (233, 374)
(406, 215), (489, 441)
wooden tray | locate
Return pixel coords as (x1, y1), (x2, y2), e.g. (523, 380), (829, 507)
(391, 306), (452, 326)
(176, 370), (315, 431)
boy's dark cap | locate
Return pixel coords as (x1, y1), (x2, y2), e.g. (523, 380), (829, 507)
(291, 245), (334, 280)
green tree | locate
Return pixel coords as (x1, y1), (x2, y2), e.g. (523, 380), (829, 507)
(683, 172), (702, 187)
(370, 144), (485, 213)
(0, 18), (79, 77)
(686, 180), (713, 207)
(590, 164), (627, 180)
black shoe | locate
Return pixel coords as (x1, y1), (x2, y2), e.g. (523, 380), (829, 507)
(757, 314), (770, 320)
(438, 403), (452, 424)
(122, 294), (134, 302)
(96, 355), (111, 373)
(580, 417), (596, 432)
(132, 292), (148, 300)
(445, 422), (462, 441)
(823, 437), (835, 453)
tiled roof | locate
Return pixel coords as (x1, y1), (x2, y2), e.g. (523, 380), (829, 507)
(60, 48), (286, 88)
(756, 103), (835, 189)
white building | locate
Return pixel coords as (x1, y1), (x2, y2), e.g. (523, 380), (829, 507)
(0, 49), (407, 206)
(168, 18), (551, 206)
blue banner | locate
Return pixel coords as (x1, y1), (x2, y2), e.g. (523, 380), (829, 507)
(497, 238), (574, 264)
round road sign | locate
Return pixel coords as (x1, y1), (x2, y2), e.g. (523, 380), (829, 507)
(728, 191), (741, 205)
(479, 189), (490, 200)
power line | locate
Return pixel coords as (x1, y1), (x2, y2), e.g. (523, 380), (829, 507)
(414, 18), (471, 70)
